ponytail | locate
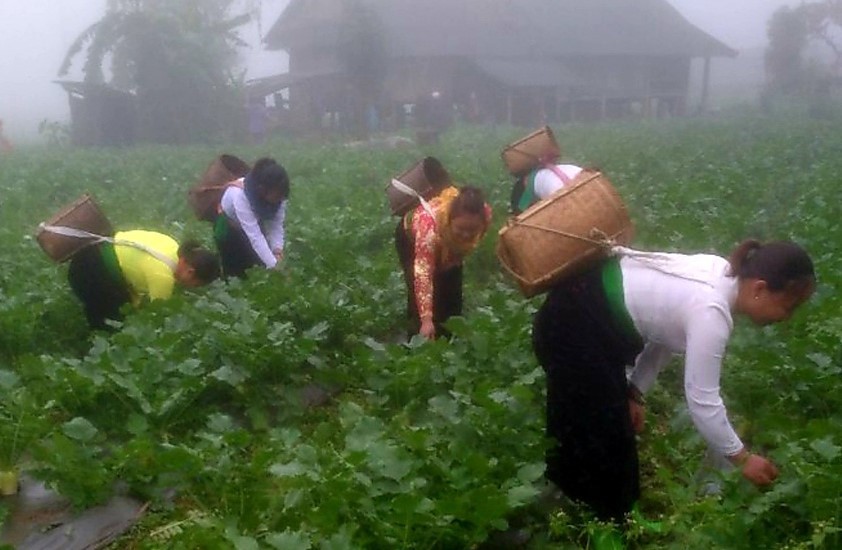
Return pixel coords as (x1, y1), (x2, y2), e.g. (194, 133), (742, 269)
(728, 239), (815, 293)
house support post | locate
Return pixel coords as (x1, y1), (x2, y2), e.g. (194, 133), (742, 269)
(699, 55), (711, 114)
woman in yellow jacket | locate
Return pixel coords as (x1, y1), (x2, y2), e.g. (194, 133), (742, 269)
(68, 230), (220, 329)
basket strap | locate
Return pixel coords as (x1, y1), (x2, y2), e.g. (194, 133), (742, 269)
(610, 245), (715, 287)
(215, 179), (245, 215)
(390, 178), (436, 223)
(38, 224), (178, 271)
(542, 163), (572, 185)
(496, 242), (532, 287)
(512, 221), (615, 248)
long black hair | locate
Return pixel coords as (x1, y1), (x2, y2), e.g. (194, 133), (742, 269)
(244, 157), (290, 219)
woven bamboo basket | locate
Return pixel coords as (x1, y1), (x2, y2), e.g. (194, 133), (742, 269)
(501, 126), (561, 176)
(188, 154), (250, 221)
(36, 194), (113, 262)
(386, 156), (452, 216)
(496, 170), (634, 297)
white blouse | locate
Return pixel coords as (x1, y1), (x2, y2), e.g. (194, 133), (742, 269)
(621, 251), (744, 456)
(533, 164), (583, 200)
(220, 182), (286, 268)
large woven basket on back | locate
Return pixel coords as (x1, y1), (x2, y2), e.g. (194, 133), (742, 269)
(36, 194), (113, 262)
(496, 170), (634, 297)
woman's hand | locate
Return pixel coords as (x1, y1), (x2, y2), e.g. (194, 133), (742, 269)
(419, 317), (435, 340)
(628, 400), (645, 434)
(729, 449), (779, 487)
(627, 383), (645, 434)
(271, 249), (284, 270)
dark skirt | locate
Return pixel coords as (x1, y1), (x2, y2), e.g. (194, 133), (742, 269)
(394, 220), (463, 339)
(67, 243), (132, 330)
(532, 262), (644, 521)
(214, 215), (263, 279)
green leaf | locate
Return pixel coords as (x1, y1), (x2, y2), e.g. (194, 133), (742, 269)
(62, 417), (98, 442)
(211, 365), (246, 386)
(807, 352), (833, 369)
(810, 437), (841, 462)
(507, 484), (539, 507)
(206, 413), (236, 433)
(428, 395), (459, 422)
(303, 321), (329, 340)
(265, 530), (312, 550)
(363, 337), (385, 351)
(516, 462), (545, 484)
(126, 413), (148, 436)
(176, 358), (203, 376)
(0, 370), (20, 389)
(228, 534), (259, 550)
(269, 461), (308, 478)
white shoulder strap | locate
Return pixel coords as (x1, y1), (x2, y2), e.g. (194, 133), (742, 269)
(390, 178), (436, 222)
(39, 224), (178, 271)
(611, 245), (715, 287)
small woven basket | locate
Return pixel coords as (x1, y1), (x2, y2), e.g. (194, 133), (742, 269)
(188, 154), (250, 221)
(36, 194), (113, 262)
(385, 156), (451, 216)
(501, 126), (561, 176)
(496, 170), (634, 297)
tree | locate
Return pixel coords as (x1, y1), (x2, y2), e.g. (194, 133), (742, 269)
(59, 0), (257, 144)
(765, 1), (842, 97)
(801, 0), (842, 76)
(765, 6), (809, 94)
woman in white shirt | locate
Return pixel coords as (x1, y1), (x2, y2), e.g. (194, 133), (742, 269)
(509, 163), (583, 215)
(532, 240), (815, 522)
(213, 157), (289, 278)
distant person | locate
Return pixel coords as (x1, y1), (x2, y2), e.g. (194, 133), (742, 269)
(395, 185), (492, 340)
(247, 97), (269, 145)
(214, 157), (290, 278)
(415, 91), (452, 144)
(68, 231), (220, 330)
(466, 91), (481, 124)
(0, 119), (14, 153)
(366, 103), (380, 135)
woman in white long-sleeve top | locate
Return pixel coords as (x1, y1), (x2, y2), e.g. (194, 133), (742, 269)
(532, 240), (816, 523)
(213, 157), (290, 278)
(509, 163), (583, 215)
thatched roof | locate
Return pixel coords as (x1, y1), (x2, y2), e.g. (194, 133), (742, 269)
(265, 0), (736, 58)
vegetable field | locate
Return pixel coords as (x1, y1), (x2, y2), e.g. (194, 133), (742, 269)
(1, 113), (841, 548)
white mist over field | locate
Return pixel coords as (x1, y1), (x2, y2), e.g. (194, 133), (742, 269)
(0, 0), (289, 143)
(0, 0), (798, 143)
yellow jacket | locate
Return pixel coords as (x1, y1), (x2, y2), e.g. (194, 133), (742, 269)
(114, 230), (178, 304)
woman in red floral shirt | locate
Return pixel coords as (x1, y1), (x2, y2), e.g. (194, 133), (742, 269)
(395, 186), (492, 339)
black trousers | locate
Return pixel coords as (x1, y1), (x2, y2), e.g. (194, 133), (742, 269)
(214, 218), (263, 279)
(394, 221), (463, 339)
(67, 244), (131, 330)
(532, 263), (644, 521)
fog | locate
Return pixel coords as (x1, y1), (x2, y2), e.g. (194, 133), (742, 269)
(669, 0), (799, 50)
(0, 0), (289, 144)
(0, 0), (799, 144)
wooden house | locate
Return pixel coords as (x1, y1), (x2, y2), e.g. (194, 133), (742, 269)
(259, 0), (736, 130)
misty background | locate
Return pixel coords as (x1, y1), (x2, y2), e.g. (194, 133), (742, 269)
(0, 0), (796, 143)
